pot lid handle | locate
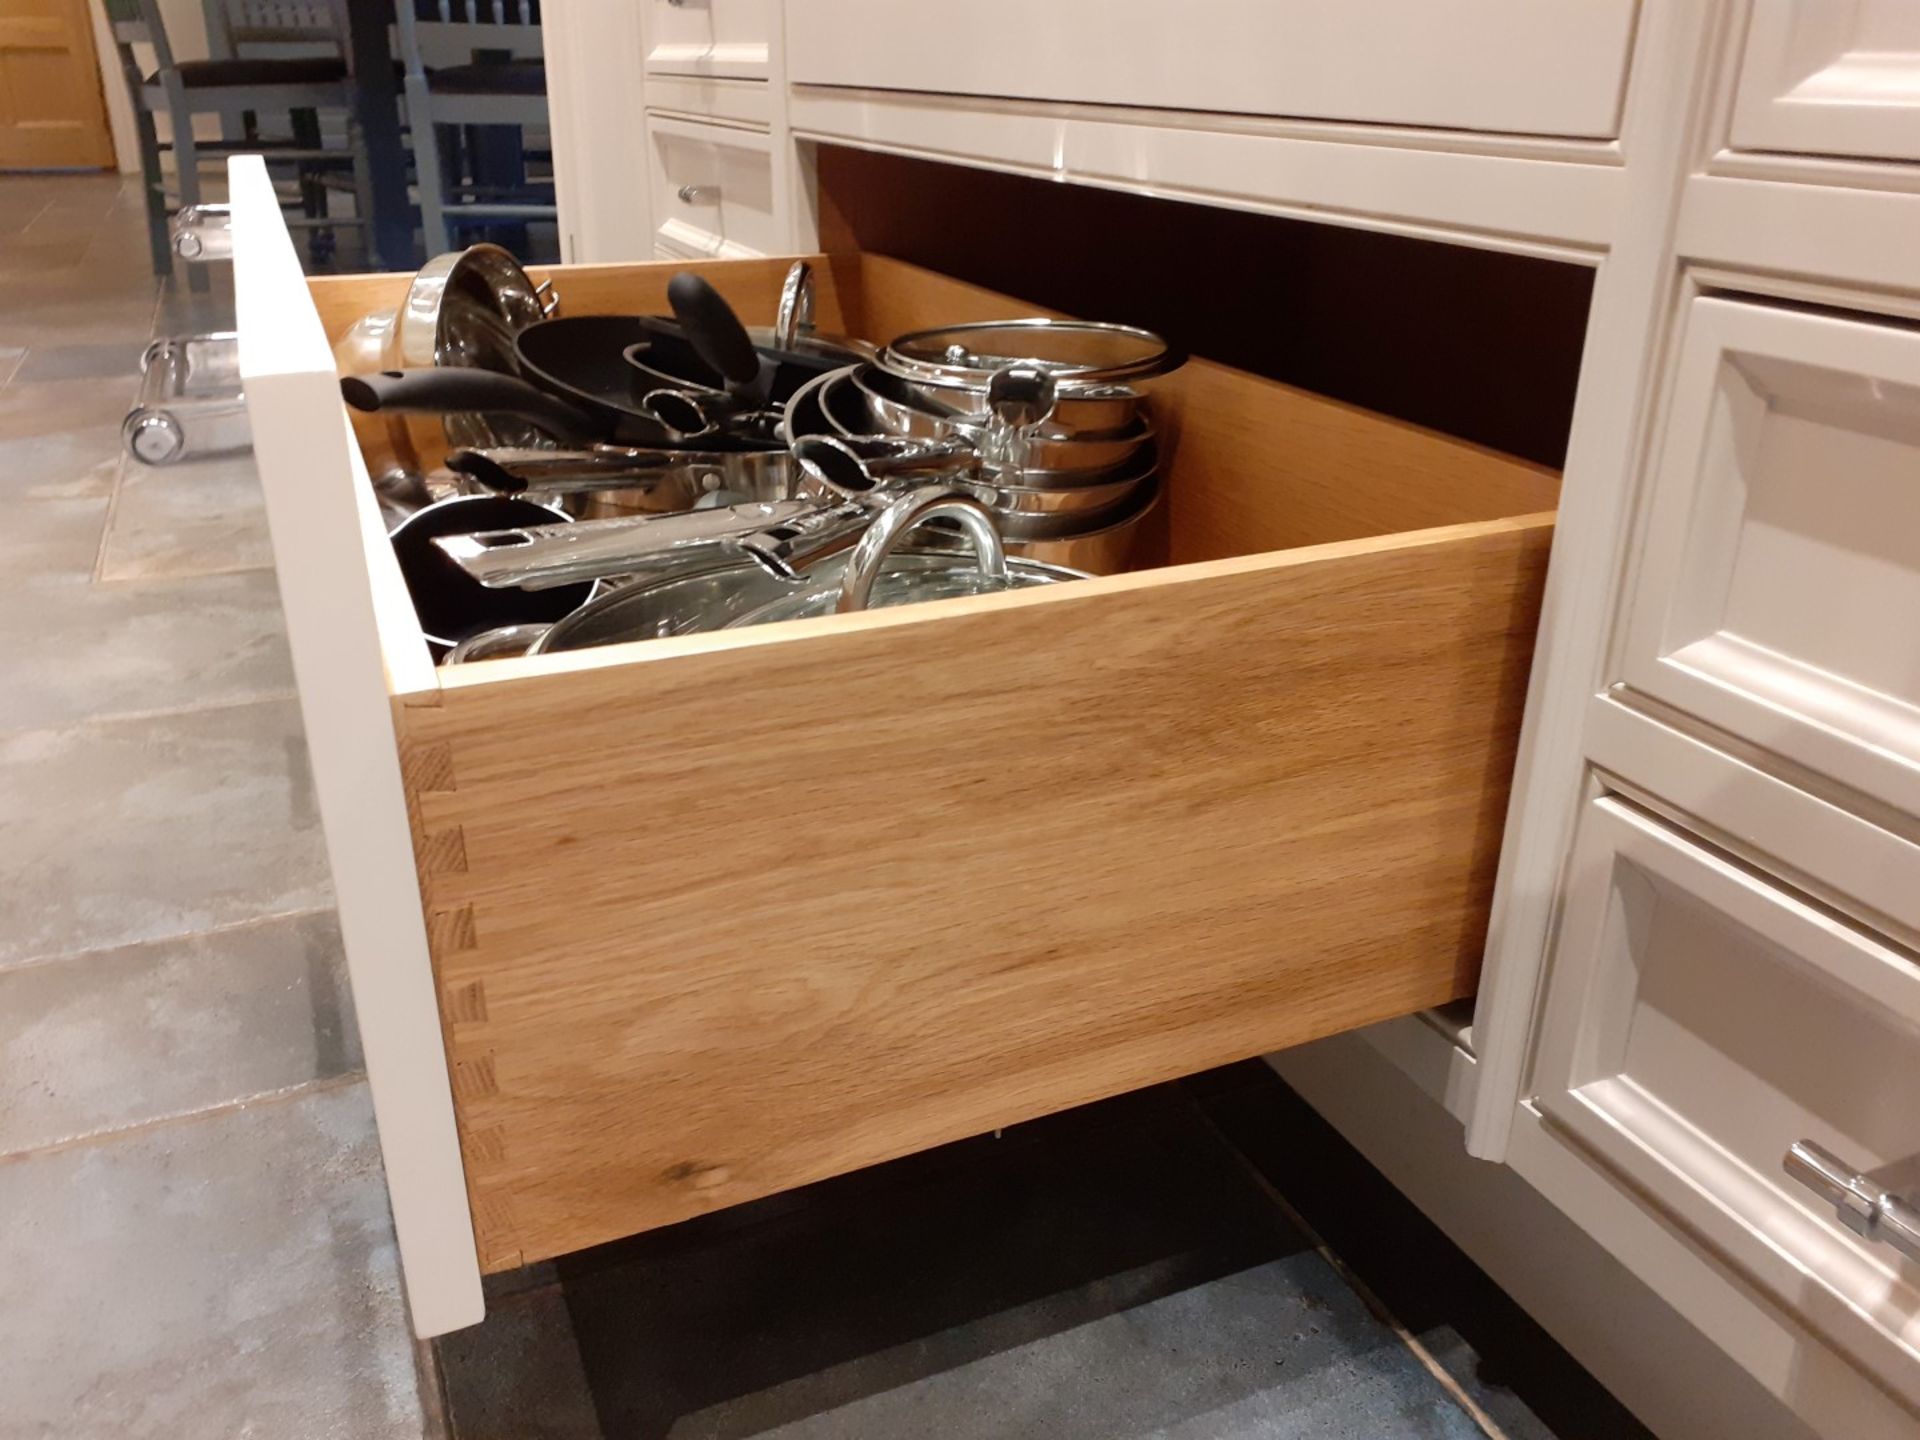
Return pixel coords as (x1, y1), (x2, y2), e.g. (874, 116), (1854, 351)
(837, 486), (1006, 615)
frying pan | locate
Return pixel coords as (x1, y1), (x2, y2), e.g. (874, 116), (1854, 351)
(343, 314), (853, 451)
(388, 494), (594, 653)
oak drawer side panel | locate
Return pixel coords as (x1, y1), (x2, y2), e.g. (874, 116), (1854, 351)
(401, 516), (1553, 1267)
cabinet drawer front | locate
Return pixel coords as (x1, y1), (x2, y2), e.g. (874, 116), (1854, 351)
(785, 0), (1636, 139)
(1730, 1), (1920, 164)
(1535, 797), (1920, 1406)
(646, 0), (770, 79)
(1620, 297), (1920, 822)
(648, 116), (774, 259)
(645, 73), (776, 129)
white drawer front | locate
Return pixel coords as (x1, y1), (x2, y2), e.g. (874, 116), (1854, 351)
(1535, 796), (1920, 1410)
(645, 73), (776, 129)
(785, 0), (1637, 139)
(646, 0), (770, 79)
(1730, 0), (1920, 164)
(1620, 296), (1920, 821)
(648, 117), (774, 259)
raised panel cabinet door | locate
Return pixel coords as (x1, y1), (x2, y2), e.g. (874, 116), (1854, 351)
(0, 0), (115, 170)
(646, 0), (769, 79)
(1618, 296), (1920, 824)
(1533, 796), (1920, 1419)
(1730, 0), (1920, 162)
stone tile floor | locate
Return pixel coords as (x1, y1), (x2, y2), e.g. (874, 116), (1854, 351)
(1, 170), (1655, 1440)
(0, 171), (431, 1439)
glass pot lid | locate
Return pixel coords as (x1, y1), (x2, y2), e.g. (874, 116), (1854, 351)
(878, 319), (1181, 390)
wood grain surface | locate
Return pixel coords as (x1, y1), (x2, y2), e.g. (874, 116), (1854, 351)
(396, 513), (1553, 1269)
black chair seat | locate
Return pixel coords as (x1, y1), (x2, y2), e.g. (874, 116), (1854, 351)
(155, 56), (348, 88)
(427, 59), (547, 96)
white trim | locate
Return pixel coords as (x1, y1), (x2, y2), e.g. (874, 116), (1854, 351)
(787, 85), (1620, 262)
(1463, 0), (1735, 1160)
(229, 156), (483, 1338)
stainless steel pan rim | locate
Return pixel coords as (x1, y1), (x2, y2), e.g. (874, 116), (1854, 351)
(850, 360), (1145, 436)
(877, 318), (1180, 388)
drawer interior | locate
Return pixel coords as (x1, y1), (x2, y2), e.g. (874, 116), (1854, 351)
(307, 250), (1560, 1271)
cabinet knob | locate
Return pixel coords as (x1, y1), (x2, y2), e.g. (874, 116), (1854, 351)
(677, 184), (716, 205)
(1783, 1140), (1920, 1263)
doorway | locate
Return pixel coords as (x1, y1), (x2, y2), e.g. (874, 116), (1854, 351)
(0, 0), (116, 170)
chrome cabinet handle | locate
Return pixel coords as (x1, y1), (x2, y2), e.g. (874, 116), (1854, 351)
(170, 203), (233, 261)
(123, 334), (249, 466)
(676, 184), (715, 204)
(1784, 1140), (1920, 1264)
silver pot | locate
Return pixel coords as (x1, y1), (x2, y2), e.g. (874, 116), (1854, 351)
(998, 481), (1161, 575)
(834, 365), (1156, 474)
(852, 358), (1145, 437)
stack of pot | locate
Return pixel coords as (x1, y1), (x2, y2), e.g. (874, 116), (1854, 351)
(811, 319), (1177, 573)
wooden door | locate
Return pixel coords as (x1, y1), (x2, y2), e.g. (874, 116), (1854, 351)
(0, 0), (116, 170)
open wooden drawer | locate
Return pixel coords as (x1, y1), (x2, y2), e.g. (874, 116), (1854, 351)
(228, 158), (1556, 1333)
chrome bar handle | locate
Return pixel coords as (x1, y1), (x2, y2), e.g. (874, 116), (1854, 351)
(1784, 1140), (1920, 1264)
(677, 184), (716, 205)
(170, 203), (233, 261)
(123, 334), (249, 466)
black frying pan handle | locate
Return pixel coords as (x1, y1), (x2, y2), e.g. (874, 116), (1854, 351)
(340, 368), (600, 444)
(666, 273), (760, 389)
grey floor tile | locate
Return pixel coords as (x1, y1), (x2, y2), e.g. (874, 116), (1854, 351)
(99, 448), (273, 581)
(0, 374), (142, 440)
(0, 909), (360, 1154)
(726, 1262), (1487, 1440)
(0, 424), (124, 500)
(562, 1087), (1491, 1440)
(0, 290), (159, 349)
(0, 698), (334, 967)
(437, 1285), (604, 1440)
(0, 570), (294, 730)
(10, 339), (148, 385)
(0, 1082), (425, 1440)
(3, 494), (109, 580)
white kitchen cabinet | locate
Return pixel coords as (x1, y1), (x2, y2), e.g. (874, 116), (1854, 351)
(645, 0), (772, 80)
(1730, 0), (1920, 163)
(784, 0), (1638, 140)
